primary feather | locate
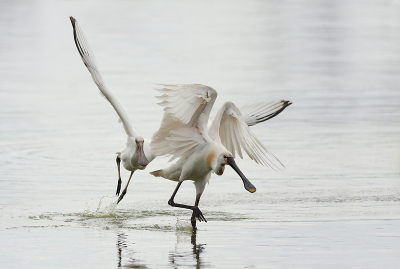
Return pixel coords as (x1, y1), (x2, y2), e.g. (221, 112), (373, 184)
(209, 102), (284, 170)
(151, 84), (284, 170)
(70, 16), (138, 139)
(241, 100), (292, 127)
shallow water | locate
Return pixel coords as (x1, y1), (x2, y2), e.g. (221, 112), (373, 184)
(1, 0), (400, 268)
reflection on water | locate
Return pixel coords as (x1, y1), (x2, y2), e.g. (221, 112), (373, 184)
(116, 230), (209, 269)
(169, 230), (209, 269)
(117, 233), (148, 268)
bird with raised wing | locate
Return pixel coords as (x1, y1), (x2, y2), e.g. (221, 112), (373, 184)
(150, 84), (290, 229)
(70, 16), (155, 204)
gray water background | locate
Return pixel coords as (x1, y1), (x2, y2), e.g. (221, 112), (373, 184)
(0, 0), (399, 268)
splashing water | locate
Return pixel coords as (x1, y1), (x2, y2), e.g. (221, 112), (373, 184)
(175, 217), (193, 232)
(81, 196), (118, 218)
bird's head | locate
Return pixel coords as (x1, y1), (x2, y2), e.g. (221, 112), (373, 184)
(210, 150), (256, 193)
(210, 151), (232, 176)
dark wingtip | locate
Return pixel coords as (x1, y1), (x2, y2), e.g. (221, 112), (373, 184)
(255, 100), (292, 123)
(69, 16), (76, 26)
(283, 100), (292, 107)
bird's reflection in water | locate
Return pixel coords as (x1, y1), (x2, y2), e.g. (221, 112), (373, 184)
(169, 229), (211, 269)
(117, 232), (148, 268)
(115, 229), (210, 268)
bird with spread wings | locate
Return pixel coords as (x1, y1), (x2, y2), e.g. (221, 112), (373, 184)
(70, 17), (290, 211)
(150, 84), (291, 229)
(70, 16), (155, 204)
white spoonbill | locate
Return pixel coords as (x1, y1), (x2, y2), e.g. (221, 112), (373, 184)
(70, 16), (155, 203)
(150, 84), (290, 229)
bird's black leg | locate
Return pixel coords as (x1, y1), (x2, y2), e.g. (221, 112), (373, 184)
(117, 171), (134, 204)
(190, 193), (205, 229)
(116, 156), (122, 196)
(168, 182), (207, 229)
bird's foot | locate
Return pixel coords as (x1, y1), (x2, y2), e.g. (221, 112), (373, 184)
(117, 189), (126, 204)
(116, 178), (122, 196)
(191, 206), (207, 229)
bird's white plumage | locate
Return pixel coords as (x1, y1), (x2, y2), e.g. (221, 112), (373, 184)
(72, 18), (138, 139)
(150, 84), (289, 228)
(155, 84), (216, 126)
(151, 84), (283, 170)
(151, 84), (217, 161)
(209, 102), (284, 170)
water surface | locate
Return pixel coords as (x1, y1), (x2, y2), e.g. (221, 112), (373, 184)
(0, 0), (399, 268)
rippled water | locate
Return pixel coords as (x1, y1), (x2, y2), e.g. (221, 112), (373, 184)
(1, 0), (400, 268)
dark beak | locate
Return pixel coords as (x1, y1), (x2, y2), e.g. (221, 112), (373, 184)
(136, 141), (149, 167)
(226, 157), (256, 193)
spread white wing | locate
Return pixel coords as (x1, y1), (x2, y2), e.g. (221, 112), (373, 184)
(209, 102), (284, 170)
(241, 100), (292, 127)
(70, 16), (138, 138)
(150, 84), (218, 161)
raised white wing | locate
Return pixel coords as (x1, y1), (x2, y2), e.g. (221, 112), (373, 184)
(150, 84), (218, 161)
(70, 16), (138, 138)
(241, 100), (292, 127)
(209, 102), (284, 170)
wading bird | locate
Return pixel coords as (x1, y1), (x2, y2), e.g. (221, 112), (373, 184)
(70, 16), (155, 203)
(70, 16), (290, 206)
(150, 84), (290, 229)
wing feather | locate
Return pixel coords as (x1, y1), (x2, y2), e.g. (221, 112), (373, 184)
(241, 100), (292, 127)
(209, 101), (284, 170)
(150, 84), (218, 161)
(154, 84), (216, 125)
(229, 119), (243, 159)
(70, 16), (138, 138)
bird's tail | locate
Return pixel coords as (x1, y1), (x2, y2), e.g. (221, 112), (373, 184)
(149, 170), (163, 177)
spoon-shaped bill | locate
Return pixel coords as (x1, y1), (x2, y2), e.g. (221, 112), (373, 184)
(226, 157), (256, 193)
(136, 141), (149, 167)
